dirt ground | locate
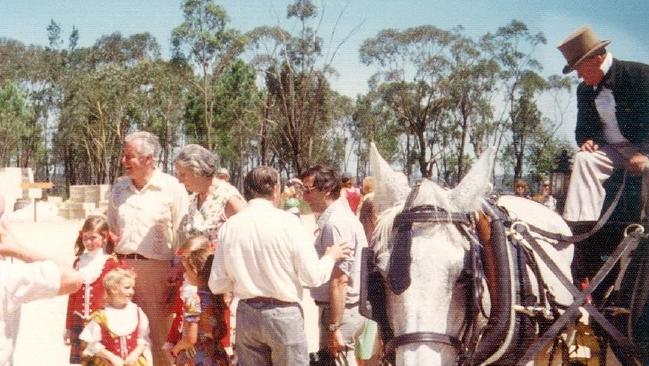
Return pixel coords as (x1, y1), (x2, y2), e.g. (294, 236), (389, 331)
(9, 216), (321, 365)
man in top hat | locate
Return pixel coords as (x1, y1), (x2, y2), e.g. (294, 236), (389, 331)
(557, 25), (649, 222)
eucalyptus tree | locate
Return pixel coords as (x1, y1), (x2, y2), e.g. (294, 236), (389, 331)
(54, 32), (164, 184)
(443, 32), (499, 181)
(210, 59), (262, 186)
(508, 71), (547, 179)
(480, 20), (547, 179)
(130, 58), (193, 171)
(350, 89), (402, 176)
(0, 82), (34, 166)
(545, 74), (576, 134)
(246, 0), (356, 174)
(0, 35), (52, 173)
(359, 25), (457, 178)
(171, 0), (244, 150)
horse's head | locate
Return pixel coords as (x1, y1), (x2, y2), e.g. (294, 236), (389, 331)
(371, 143), (495, 366)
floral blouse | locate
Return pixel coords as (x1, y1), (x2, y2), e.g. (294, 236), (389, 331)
(178, 178), (244, 244)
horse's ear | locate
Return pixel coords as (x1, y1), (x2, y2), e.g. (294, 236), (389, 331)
(449, 147), (496, 212)
(369, 142), (411, 213)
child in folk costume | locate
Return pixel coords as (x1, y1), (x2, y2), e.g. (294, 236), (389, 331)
(64, 215), (122, 364)
(171, 235), (230, 366)
(80, 268), (152, 366)
(162, 273), (197, 366)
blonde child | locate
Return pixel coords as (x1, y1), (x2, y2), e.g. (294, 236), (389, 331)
(64, 215), (122, 364)
(80, 268), (151, 366)
(171, 235), (230, 366)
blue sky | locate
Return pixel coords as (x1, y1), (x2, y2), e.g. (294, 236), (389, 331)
(2, 0), (649, 142)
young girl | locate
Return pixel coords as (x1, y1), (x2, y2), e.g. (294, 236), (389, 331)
(80, 268), (151, 366)
(162, 273), (197, 365)
(64, 215), (121, 364)
(171, 235), (230, 366)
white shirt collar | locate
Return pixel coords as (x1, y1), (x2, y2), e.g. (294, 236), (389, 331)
(78, 251), (109, 284)
(600, 52), (613, 78)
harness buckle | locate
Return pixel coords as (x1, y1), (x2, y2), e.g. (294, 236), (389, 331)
(624, 223), (644, 237)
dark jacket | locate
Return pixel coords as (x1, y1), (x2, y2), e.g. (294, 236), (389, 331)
(575, 58), (649, 146)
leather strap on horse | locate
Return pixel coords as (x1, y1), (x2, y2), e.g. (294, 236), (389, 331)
(527, 171), (627, 243)
(388, 181), (472, 295)
(463, 202), (514, 366)
(388, 206), (472, 294)
(384, 332), (464, 359)
(513, 224), (646, 366)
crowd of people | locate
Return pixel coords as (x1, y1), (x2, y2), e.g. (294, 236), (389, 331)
(513, 178), (557, 212)
(1, 23), (648, 366)
(0, 131), (379, 366)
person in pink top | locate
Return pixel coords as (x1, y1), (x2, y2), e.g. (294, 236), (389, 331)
(341, 172), (362, 213)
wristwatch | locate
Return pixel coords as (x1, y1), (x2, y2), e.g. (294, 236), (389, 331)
(327, 323), (341, 332)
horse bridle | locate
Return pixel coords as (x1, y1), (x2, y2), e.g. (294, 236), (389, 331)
(384, 183), (483, 362)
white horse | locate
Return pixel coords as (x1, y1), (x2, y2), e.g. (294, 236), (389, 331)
(368, 143), (613, 365)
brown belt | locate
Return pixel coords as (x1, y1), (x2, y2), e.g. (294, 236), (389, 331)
(116, 253), (149, 260)
(242, 297), (297, 307)
(315, 301), (360, 308)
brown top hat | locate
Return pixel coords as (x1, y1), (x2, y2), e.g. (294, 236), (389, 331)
(557, 25), (611, 74)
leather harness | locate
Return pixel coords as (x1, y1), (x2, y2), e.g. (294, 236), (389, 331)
(376, 176), (647, 365)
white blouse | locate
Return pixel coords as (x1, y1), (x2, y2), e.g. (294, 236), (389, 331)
(80, 302), (151, 356)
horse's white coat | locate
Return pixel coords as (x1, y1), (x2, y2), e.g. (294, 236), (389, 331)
(370, 143), (579, 366)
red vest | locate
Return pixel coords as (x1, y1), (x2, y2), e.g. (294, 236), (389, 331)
(96, 306), (142, 359)
(65, 256), (121, 328)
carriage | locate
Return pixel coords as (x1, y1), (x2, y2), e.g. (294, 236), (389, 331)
(362, 143), (649, 366)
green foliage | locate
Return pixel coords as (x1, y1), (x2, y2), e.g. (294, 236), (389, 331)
(171, 0), (244, 149)
(0, 14), (582, 195)
(246, 0), (349, 175)
(0, 82), (34, 165)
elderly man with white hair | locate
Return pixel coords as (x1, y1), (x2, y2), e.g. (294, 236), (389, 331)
(107, 131), (189, 366)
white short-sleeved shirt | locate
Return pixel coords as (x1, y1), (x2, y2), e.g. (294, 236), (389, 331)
(0, 260), (60, 365)
(107, 170), (189, 260)
(209, 198), (335, 303)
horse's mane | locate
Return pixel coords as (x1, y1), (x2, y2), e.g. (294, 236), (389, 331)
(373, 203), (404, 254)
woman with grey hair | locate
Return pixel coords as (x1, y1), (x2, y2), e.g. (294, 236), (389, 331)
(174, 144), (246, 244)
(171, 144), (244, 364)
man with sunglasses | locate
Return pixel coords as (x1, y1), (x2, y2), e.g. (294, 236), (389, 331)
(300, 165), (371, 366)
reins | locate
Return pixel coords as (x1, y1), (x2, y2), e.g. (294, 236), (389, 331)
(527, 171), (627, 243)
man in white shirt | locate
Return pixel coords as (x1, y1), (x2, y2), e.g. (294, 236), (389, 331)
(0, 195), (82, 366)
(557, 25), (649, 222)
(209, 166), (350, 366)
(300, 165), (370, 366)
(107, 131), (189, 366)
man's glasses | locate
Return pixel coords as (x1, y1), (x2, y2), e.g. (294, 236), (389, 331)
(303, 185), (318, 193)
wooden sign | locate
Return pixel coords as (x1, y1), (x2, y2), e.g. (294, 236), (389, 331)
(20, 182), (54, 190)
